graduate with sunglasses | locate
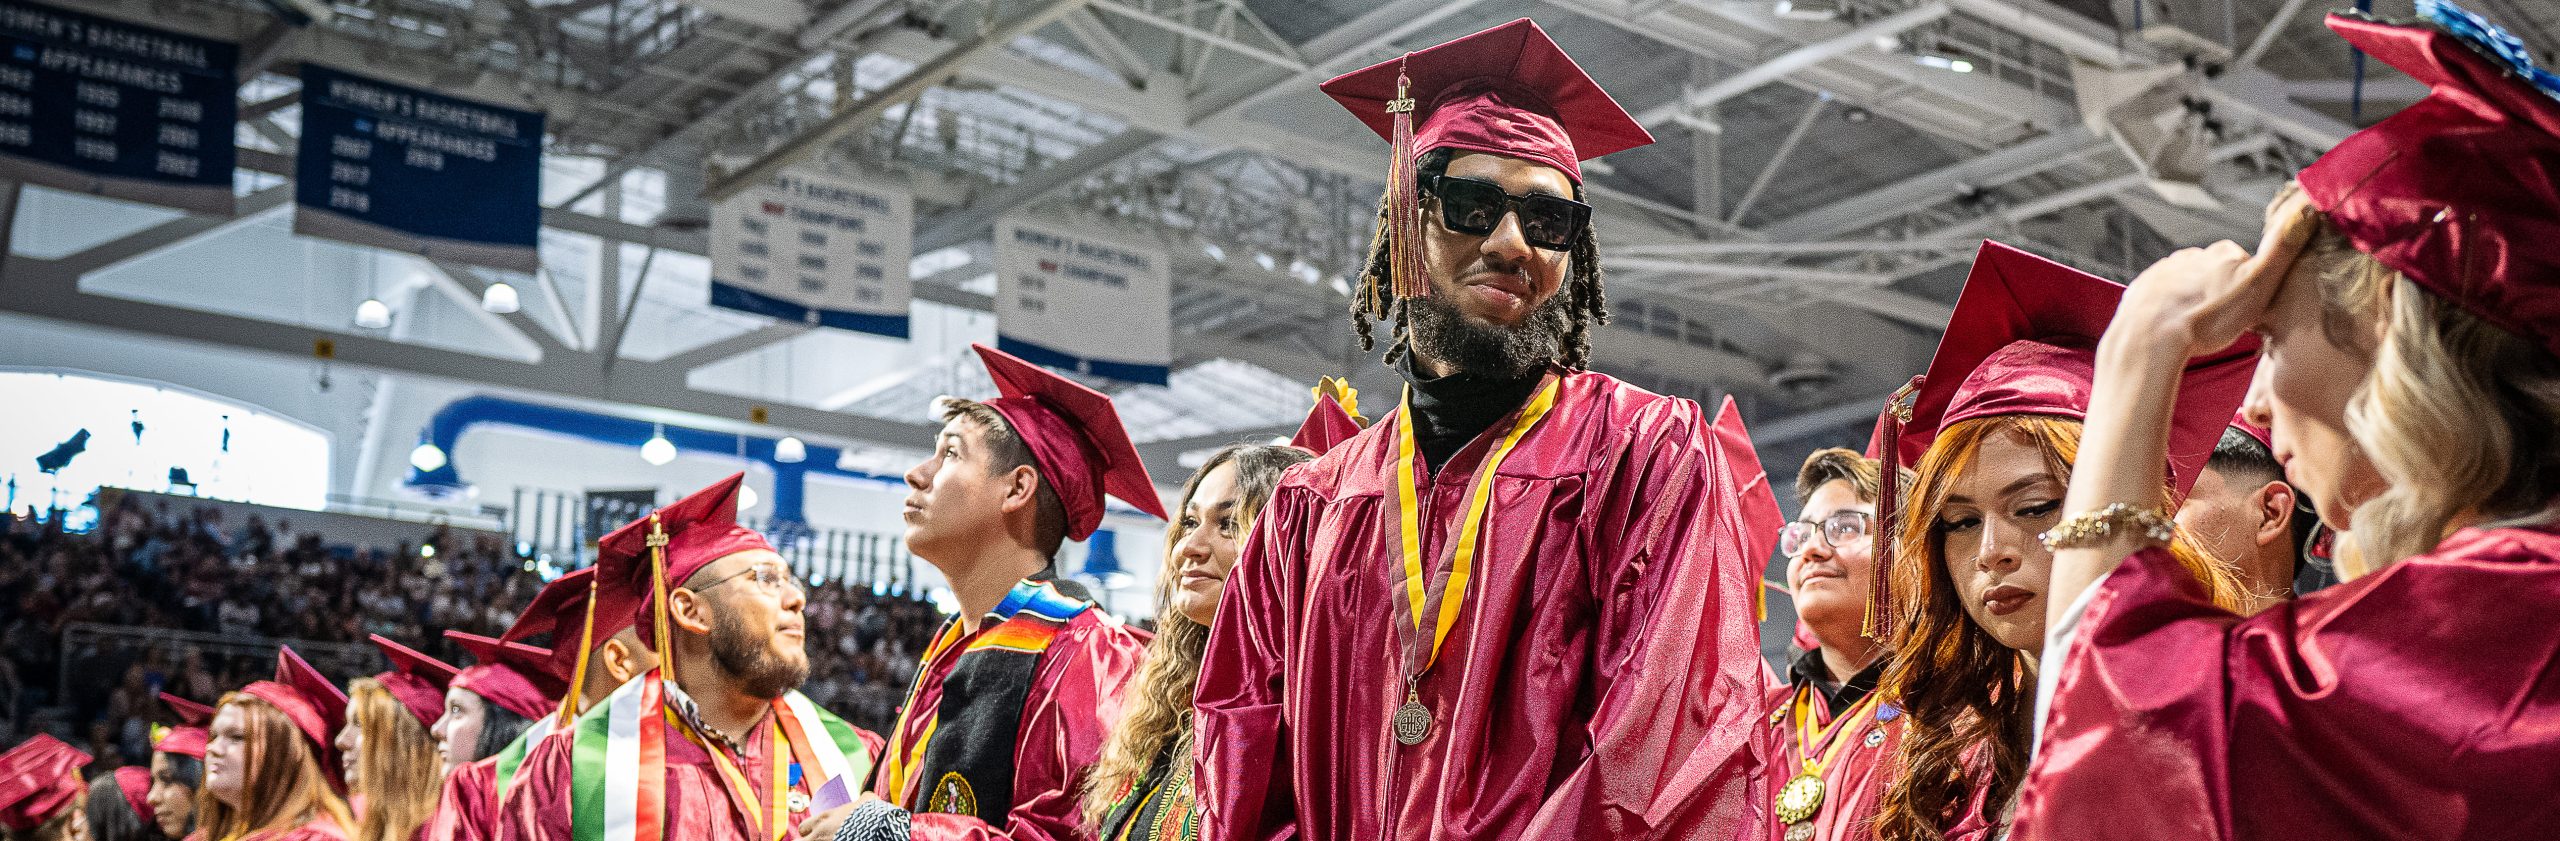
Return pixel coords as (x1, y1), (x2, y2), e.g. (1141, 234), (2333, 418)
(1191, 19), (1769, 841)
(495, 474), (879, 841)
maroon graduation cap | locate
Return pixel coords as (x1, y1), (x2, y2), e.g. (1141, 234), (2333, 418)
(2297, 10), (2560, 359)
(367, 634), (458, 729)
(970, 343), (1168, 538)
(0, 735), (88, 832)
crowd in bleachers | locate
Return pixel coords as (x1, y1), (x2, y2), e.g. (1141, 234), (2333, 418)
(0, 493), (943, 776)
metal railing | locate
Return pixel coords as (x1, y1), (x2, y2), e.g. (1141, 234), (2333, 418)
(56, 624), (381, 709)
(505, 487), (922, 592)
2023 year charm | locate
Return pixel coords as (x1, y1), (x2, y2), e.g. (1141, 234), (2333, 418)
(1392, 686), (1432, 746)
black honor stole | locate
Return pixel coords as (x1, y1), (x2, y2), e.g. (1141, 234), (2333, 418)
(909, 580), (1090, 825)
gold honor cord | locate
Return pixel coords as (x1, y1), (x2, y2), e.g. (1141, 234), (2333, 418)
(1389, 376), (1561, 746)
(1773, 688), (1887, 836)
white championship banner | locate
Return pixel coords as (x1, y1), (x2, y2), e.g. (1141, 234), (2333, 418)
(993, 215), (1171, 385)
(709, 165), (913, 338)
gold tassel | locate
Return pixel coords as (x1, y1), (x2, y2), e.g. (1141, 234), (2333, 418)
(1863, 377), (1922, 640)
(557, 567), (605, 725)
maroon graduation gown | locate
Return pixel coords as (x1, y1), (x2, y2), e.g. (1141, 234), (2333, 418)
(1756, 682), (1904, 841)
(1193, 370), (1770, 841)
(2018, 525), (2560, 840)
(869, 607), (1151, 841)
(428, 757), (499, 841)
(497, 709), (847, 841)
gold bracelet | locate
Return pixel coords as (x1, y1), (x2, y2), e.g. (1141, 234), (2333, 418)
(2039, 503), (2175, 551)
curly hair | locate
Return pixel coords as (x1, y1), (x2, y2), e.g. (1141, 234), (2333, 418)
(1079, 444), (1310, 831)
(1874, 415), (2242, 841)
(1350, 148), (1610, 371)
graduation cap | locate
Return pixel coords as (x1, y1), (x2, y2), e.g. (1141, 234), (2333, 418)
(1321, 18), (1654, 301)
(1866, 241), (2258, 634)
(237, 646), (350, 790)
(151, 692), (212, 758)
(1321, 18), (1652, 186)
(0, 735), (88, 832)
(441, 632), (562, 722)
(1290, 380), (1372, 455)
(1710, 396), (1785, 623)
(968, 343), (1168, 539)
(492, 567), (637, 712)
(113, 766), (155, 827)
(366, 635), (458, 730)
(2298, 1), (2560, 359)
(578, 473), (777, 717)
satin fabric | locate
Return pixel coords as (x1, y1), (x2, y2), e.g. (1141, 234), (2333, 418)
(498, 707), (885, 841)
(1754, 680), (1902, 841)
(870, 605), (1149, 841)
(2016, 526), (2560, 840)
(1192, 370), (1769, 841)
(2296, 14), (2560, 360)
(426, 757), (498, 841)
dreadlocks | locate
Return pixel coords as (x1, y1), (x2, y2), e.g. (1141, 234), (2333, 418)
(1349, 148), (1610, 371)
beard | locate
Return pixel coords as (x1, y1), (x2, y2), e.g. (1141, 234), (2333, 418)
(707, 609), (808, 700)
(1404, 283), (1572, 381)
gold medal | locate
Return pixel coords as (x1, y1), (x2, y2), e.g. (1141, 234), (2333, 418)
(1775, 773), (1826, 825)
(1392, 692), (1432, 746)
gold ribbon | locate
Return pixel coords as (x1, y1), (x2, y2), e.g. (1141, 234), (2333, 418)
(1392, 376), (1561, 676)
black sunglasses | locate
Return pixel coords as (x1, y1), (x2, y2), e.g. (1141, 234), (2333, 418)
(1427, 175), (1591, 251)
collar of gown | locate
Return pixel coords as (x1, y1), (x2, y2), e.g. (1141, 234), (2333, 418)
(1391, 349), (1546, 472)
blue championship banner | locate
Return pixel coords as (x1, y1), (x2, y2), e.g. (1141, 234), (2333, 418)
(293, 64), (542, 272)
(0, 0), (236, 214)
(993, 215), (1171, 385)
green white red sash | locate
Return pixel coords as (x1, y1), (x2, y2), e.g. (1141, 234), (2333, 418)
(567, 674), (872, 841)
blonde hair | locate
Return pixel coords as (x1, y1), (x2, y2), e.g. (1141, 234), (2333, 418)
(344, 679), (443, 841)
(1876, 415), (2242, 841)
(1079, 444), (1310, 830)
(2311, 226), (2560, 573)
(199, 695), (354, 841)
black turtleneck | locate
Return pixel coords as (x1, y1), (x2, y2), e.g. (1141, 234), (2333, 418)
(1393, 351), (1544, 473)
(1788, 647), (1887, 712)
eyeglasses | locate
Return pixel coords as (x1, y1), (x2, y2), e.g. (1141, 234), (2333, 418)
(1779, 510), (1874, 557)
(1427, 175), (1592, 251)
(694, 562), (804, 596)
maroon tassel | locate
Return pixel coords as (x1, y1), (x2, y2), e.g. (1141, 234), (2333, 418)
(1865, 376), (1922, 641)
(1384, 61), (1431, 300)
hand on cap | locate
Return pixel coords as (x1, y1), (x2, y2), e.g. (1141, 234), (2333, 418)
(2110, 186), (2319, 365)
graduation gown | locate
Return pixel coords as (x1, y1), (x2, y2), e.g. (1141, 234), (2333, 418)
(428, 757), (499, 841)
(1192, 370), (1770, 841)
(2017, 526), (2560, 840)
(247, 819), (353, 841)
(497, 700), (883, 841)
(869, 594), (1150, 841)
(1756, 659), (1902, 841)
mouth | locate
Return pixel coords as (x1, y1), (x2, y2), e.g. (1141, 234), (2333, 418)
(1983, 584), (2037, 617)
(1461, 273), (1531, 310)
(900, 498), (923, 520)
(1178, 569), (1224, 588)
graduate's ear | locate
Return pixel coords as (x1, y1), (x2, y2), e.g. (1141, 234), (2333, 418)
(998, 464), (1041, 517)
(2253, 481), (2296, 549)
(667, 586), (717, 636)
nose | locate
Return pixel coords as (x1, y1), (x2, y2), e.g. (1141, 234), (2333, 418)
(904, 455), (934, 492)
(1480, 208), (1534, 268)
(778, 574), (808, 612)
(1974, 518), (2028, 573)
(1174, 521), (1217, 566)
